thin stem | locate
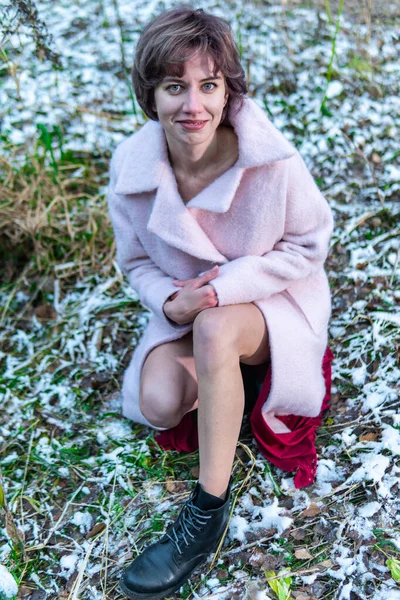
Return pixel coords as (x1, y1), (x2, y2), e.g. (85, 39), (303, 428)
(320, 0), (345, 114)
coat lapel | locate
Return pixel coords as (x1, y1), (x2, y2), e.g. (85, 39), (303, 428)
(147, 165), (229, 263)
(113, 98), (296, 263)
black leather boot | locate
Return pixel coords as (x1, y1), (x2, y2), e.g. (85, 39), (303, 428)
(120, 481), (231, 599)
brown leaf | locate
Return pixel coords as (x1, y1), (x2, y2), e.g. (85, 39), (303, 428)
(216, 569), (226, 579)
(17, 585), (33, 598)
(28, 593), (47, 600)
(34, 304), (58, 320)
(366, 83), (383, 98)
(301, 503), (320, 518)
(249, 549), (268, 568)
(86, 522), (106, 539)
(290, 528), (306, 540)
(6, 509), (25, 548)
(330, 392), (341, 405)
(261, 553), (284, 572)
(165, 478), (177, 493)
(295, 548), (313, 560)
(371, 152), (381, 164)
(190, 466), (200, 478)
(319, 559), (333, 569)
(371, 217), (382, 228)
(169, 481), (187, 494)
(359, 432), (378, 442)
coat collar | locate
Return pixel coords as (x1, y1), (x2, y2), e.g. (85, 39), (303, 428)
(113, 98), (296, 264)
(114, 97), (296, 206)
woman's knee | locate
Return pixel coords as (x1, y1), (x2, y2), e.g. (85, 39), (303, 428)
(193, 307), (237, 369)
(139, 390), (182, 429)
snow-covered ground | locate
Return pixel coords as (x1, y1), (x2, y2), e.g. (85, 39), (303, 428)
(0, 1), (399, 599)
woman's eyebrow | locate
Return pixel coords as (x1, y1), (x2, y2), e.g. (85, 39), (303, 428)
(163, 75), (223, 82)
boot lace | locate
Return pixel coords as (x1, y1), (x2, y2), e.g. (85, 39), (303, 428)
(165, 499), (212, 555)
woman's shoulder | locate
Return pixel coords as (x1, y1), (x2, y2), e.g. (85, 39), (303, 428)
(109, 119), (165, 196)
(110, 120), (160, 172)
(231, 98), (297, 168)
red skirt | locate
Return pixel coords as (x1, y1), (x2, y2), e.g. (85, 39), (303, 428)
(155, 347), (333, 489)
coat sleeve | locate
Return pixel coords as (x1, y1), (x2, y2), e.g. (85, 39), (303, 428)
(211, 153), (334, 306)
(107, 159), (187, 330)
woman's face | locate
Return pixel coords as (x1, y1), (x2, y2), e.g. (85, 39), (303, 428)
(154, 52), (229, 150)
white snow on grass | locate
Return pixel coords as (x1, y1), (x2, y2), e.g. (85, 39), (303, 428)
(315, 458), (346, 495)
(0, 565), (18, 599)
(256, 498), (293, 534)
(348, 454), (390, 485)
(60, 553), (80, 578)
(229, 515), (249, 543)
(72, 511), (93, 534)
(326, 80), (344, 99)
(381, 424), (400, 455)
(358, 501), (381, 518)
(103, 420), (133, 440)
(229, 496), (292, 542)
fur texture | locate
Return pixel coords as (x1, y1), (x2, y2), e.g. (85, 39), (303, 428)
(107, 98), (334, 433)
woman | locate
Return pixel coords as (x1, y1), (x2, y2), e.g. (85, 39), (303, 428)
(108, 7), (333, 599)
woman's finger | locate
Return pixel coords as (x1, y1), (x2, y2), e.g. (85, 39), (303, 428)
(173, 266), (219, 287)
(191, 266), (219, 289)
(172, 277), (195, 285)
(172, 277), (198, 286)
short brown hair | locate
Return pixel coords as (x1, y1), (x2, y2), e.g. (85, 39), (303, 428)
(132, 6), (247, 122)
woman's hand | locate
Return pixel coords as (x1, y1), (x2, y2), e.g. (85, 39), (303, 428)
(163, 266), (220, 325)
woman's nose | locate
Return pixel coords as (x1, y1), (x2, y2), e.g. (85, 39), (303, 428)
(183, 89), (202, 113)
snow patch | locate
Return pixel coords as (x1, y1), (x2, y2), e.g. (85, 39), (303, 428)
(255, 498), (293, 534)
(60, 553), (79, 577)
(0, 565), (18, 598)
(348, 454), (390, 485)
(358, 501), (381, 518)
(326, 81), (344, 98)
(72, 511), (93, 534)
(229, 515), (249, 543)
(381, 424), (400, 455)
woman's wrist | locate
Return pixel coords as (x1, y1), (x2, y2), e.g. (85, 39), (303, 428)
(163, 298), (175, 321)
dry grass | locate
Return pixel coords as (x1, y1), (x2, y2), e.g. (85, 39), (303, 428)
(0, 146), (114, 284)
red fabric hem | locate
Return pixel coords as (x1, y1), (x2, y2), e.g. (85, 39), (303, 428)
(155, 347), (334, 489)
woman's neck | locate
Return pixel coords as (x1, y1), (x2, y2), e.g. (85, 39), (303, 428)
(167, 126), (235, 178)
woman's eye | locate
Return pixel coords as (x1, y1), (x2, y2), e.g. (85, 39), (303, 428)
(167, 84), (181, 93)
(165, 82), (216, 93)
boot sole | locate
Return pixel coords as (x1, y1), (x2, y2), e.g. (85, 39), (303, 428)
(119, 556), (209, 600)
(119, 577), (183, 599)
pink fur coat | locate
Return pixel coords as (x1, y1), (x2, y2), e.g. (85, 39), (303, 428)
(107, 98), (334, 434)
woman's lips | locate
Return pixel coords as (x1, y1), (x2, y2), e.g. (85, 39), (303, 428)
(178, 120), (208, 131)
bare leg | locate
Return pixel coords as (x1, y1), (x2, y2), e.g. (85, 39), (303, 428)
(139, 332), (198, 429)
(193, 304), (269, 498)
